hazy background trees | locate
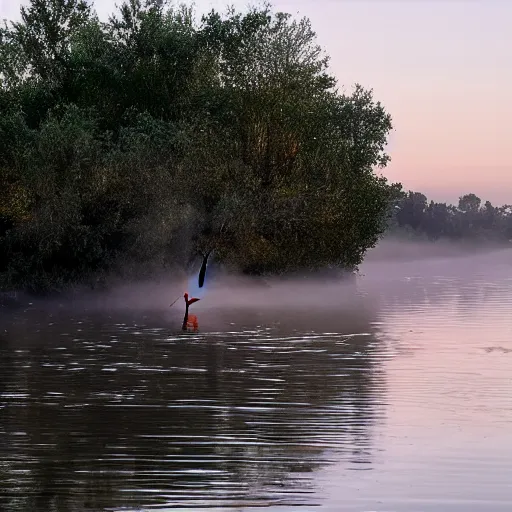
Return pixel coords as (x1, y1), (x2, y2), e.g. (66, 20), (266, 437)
(390, 190), (512, 243)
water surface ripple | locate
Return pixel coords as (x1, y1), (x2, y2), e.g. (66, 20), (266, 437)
(2, 257), (512, 511)
(0, 307), (385, 511)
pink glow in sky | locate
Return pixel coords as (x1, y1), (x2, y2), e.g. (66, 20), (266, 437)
(2, 0), (511, 204)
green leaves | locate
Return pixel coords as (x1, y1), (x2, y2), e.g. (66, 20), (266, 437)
(0, 0), (398, 291)
(12, 0), (91, 83)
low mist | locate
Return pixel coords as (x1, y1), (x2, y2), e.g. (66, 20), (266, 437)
(362, 237), (512, 278)
(4, 238), (512, 334)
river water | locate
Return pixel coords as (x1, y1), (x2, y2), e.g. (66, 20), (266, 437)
(1, 250), (512, 511)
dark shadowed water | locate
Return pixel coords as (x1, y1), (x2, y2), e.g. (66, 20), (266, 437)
(1, 250), (512, 511)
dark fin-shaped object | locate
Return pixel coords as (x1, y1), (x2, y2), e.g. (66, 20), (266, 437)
(198, 251), (211, 288)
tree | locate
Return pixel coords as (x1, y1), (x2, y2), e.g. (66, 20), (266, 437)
(395, 191), (427, 231)
(458, 193), (481, 214)
(185, 7), (396, 273)
(389, 189), (512, 244)
(12, 0), (91, 83)
(0, 0), (399, 292)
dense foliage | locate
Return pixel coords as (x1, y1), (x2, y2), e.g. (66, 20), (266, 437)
(390, 191), (512, 243)
(0, 0), (398, 292)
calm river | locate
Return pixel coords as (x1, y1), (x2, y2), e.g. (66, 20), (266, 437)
(1, 249), (512, 511)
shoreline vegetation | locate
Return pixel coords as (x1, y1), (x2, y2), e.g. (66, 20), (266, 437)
(1, 1), (511, 296)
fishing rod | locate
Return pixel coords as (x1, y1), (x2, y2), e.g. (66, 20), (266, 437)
(169, 296), (180, 308)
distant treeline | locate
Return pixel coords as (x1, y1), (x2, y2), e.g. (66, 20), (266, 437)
(389, 191), (512, 243)
(0, 0), (398, 293)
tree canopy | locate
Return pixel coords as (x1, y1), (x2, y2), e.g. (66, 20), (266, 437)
(0, 0), (398, 293)
(389, 191), (512, 243)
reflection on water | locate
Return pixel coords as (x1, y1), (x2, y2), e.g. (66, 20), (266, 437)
(0, 304), (385, 511)
(2, 251), (512, 511)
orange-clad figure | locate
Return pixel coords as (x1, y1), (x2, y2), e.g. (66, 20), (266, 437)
(182, 293), (200, 332)
(186, 314), (199, 331)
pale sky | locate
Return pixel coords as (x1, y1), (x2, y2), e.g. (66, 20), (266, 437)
(2, 0), (511, 204)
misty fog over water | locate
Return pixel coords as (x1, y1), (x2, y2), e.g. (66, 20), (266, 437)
(1, 243), (512, 511)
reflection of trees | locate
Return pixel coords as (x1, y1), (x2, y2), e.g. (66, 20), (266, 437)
(0, 305), (386, 510)
(359, 262), (512, 317)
